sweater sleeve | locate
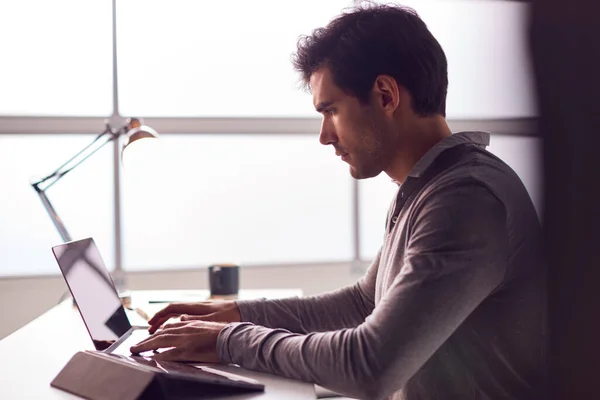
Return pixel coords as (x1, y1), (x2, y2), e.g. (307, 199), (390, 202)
(234, 252), (380, 333)
(216, 184), (508, 400)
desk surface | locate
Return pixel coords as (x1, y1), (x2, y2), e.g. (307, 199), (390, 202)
(0, 289), (315, 400)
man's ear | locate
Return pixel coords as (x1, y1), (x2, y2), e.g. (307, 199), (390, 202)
(372, 75), (400, 115)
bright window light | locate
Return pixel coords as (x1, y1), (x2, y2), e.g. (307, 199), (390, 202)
(0, 0), (113, 116)
(116, 0), (352, 117)
(375, 0), (537, 119)
(121, 134), (353, 269)
(0, 135), (115, 276)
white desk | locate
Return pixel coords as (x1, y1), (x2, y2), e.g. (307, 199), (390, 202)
(0, 289), (315, 400)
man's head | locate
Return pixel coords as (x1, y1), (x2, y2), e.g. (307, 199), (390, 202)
(292, 3), (448, 180)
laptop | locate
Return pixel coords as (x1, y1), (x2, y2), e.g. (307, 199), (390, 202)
(52, 237), (264, 392)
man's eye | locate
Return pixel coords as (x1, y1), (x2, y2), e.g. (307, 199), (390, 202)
(324, 109), (335, 115)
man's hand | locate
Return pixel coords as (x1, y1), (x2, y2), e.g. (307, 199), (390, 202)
(130, 320), (227, 363)
(147, 301), (241, 334)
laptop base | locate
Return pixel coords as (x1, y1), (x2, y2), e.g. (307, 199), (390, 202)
(51, 351), (264, 400)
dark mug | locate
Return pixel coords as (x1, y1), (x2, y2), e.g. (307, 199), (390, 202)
(208, 264), (240, 297)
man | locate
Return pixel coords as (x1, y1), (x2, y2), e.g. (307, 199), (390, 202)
(131, 4), (546, 399)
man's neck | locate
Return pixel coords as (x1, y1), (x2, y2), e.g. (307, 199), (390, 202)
(385, 116), (452, 183)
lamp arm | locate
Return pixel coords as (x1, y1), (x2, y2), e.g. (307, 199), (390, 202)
(31, 124), (121, 242)
(32, 126), (119, 191)
(35, 190), (73, 242)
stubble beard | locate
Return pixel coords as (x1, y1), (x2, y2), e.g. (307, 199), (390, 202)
(349, 151), (386, 179)
(348, 115), (392, 180)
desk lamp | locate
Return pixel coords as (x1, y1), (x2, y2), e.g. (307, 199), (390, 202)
(31, 117), (158, 243)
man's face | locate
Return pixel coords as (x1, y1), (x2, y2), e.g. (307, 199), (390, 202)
(310, 67), (397, 179)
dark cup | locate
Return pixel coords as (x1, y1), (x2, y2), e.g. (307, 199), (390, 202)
(208, 264), (240, 297)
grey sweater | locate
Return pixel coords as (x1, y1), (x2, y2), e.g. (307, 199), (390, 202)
(216, 132), (547, 400)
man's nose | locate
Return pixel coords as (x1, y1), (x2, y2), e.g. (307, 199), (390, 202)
(319, 118), (336, 146)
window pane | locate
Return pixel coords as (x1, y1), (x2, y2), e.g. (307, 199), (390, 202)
(375, 0), (536, 119)
(486, 135), (543, 217)
(358, 175), (399, 261)
(359, 134), (543, 260)
(121, 134), (352, 270)
(117, 0), (351, 117)
(0, 1), (113, 116)
(0, 134), (115, 276)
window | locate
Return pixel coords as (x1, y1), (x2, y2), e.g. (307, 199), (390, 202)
(0, 135), (115, 276)
(375, 0), (537, 119)
(358, 174), (399, 261)
(487, 135), (543, 216)
(0, 0), (113, 116)
(116, 0), (352, 117)
(121, 134), (353, 270)
(0, 0), (542, 277)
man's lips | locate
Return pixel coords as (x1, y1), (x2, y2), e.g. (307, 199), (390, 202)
(337, 152), (349, 162)
(335, 149), (349, 162)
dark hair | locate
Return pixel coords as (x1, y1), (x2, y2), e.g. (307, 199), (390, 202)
(291, 3), (448, 117)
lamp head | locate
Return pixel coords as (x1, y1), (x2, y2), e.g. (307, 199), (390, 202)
(120, 118), (159, 167)
(122, 118), (159, 149)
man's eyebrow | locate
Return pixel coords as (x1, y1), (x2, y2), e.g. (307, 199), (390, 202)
(315, 101), (334, 113)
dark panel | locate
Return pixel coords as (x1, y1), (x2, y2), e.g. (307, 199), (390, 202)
(529, 0), (600, 398)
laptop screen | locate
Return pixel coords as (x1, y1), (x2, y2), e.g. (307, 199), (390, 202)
(52, 238), (131, 349)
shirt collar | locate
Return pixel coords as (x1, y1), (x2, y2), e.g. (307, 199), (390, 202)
(392, 131), (491, 184)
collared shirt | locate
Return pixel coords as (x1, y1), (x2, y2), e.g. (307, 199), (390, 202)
(409, 131), (490, 178)
(218, 131), (546, 400)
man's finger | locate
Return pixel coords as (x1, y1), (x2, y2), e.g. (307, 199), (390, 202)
(130, 333), (184, 354)
(147, 304), (191, 325)
(162, 321), (193, 330)
(151, 347), (188, 362)
(148, 315), (178, 333)
(137, 325), (195, 347)
(181, 314), (210, 321)
(181, 312), (228, 322)
(148, 312), (191, 333)
(147, 308), (174, 325)
(135, 331), (166, 347)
